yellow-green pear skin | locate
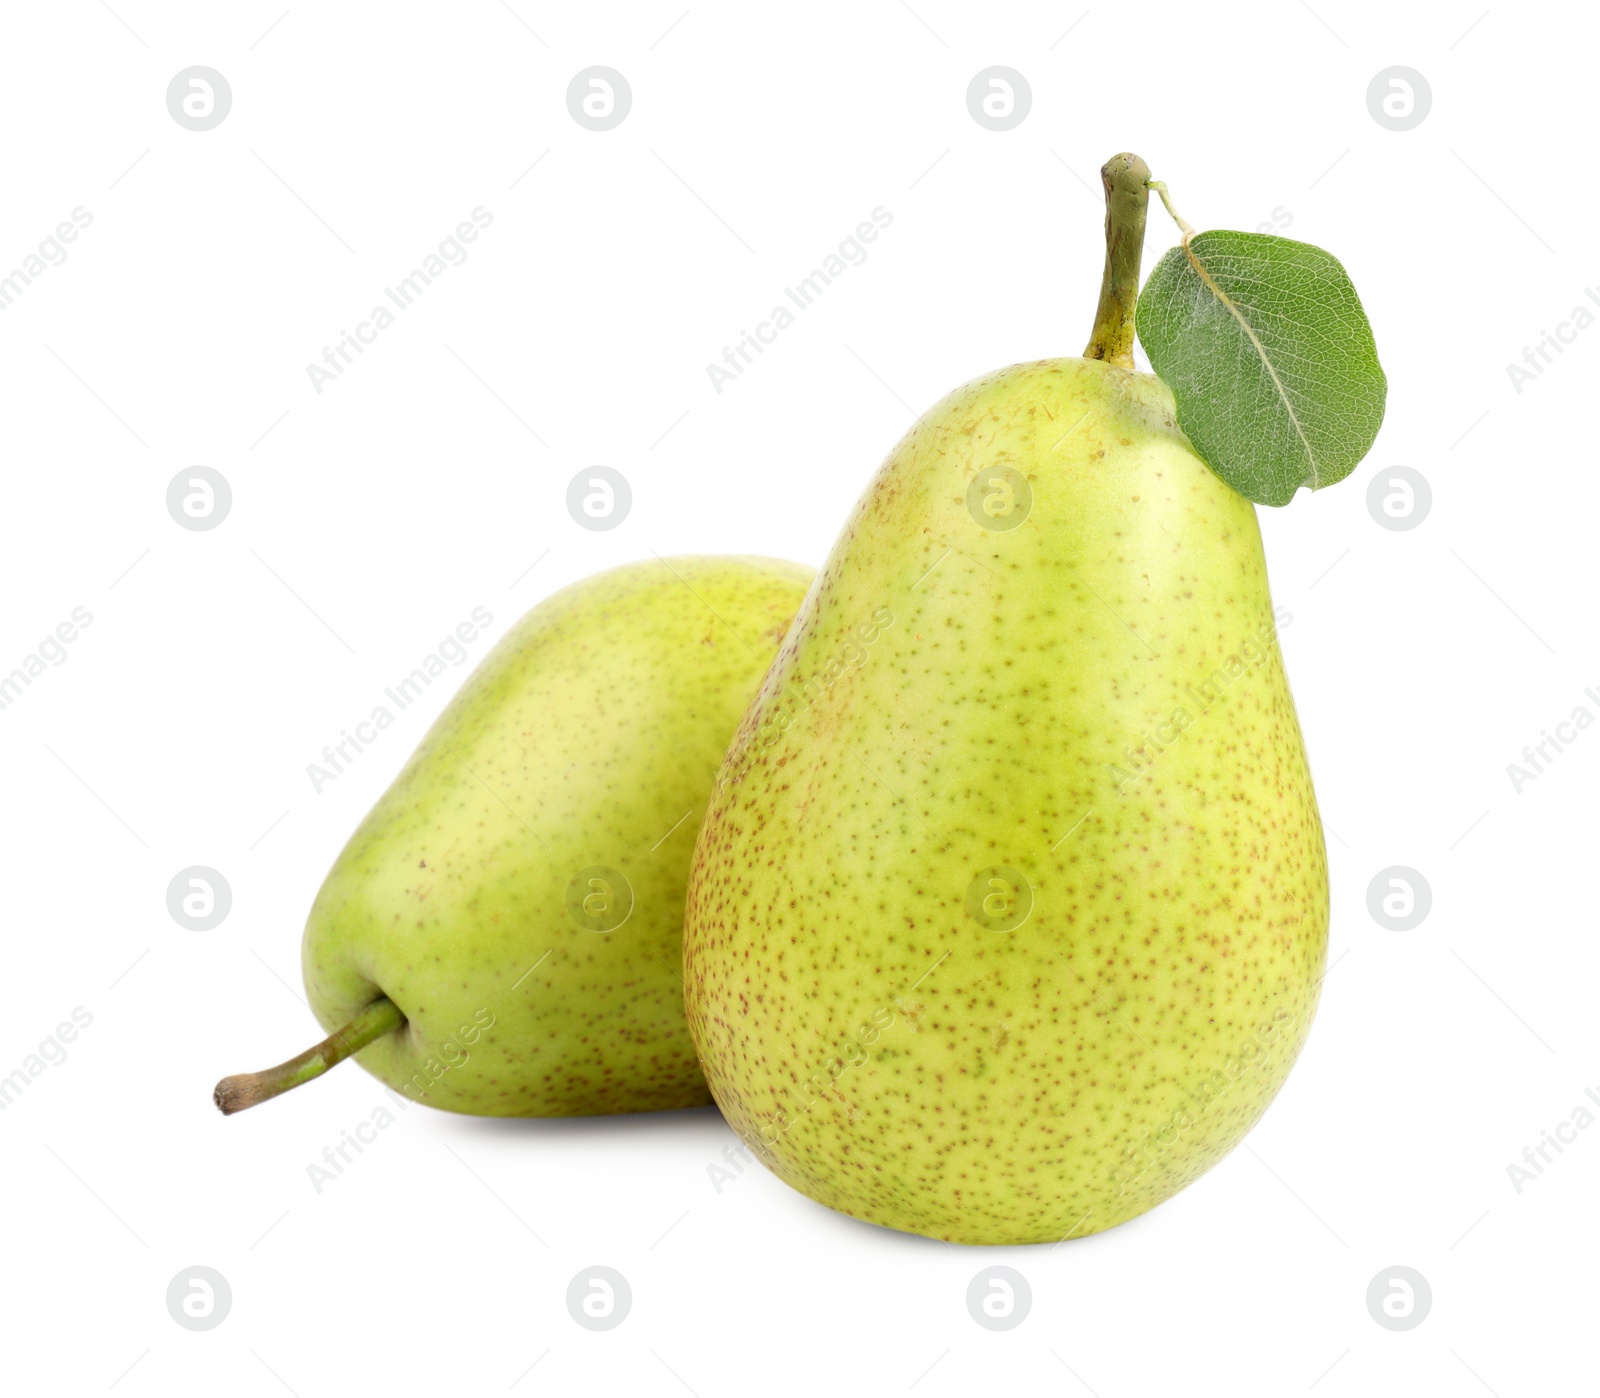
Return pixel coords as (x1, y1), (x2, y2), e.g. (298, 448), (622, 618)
(683, 359), (1328, 1244)
(303, 556), (813, 1116)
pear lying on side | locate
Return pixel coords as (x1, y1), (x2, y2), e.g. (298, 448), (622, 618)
(217, 555), (813, 1117)
(683, 159), (1328, 1244)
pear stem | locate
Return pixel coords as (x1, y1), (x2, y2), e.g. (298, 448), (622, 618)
(213, 996), (405, 1115)
(1083, 152), (1152, 369)
(1147, 179), (1195, 243)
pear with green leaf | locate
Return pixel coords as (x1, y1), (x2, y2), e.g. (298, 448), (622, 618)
(683, 154), (1382, 1243)
(216, 556), (812, 1117)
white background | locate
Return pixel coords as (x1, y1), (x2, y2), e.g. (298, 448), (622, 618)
(0, 1), (1592, 1394)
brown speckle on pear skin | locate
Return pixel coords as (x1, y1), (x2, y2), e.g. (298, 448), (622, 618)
(301, 556), (813, 1118)
(683, 359), (1328, 1245)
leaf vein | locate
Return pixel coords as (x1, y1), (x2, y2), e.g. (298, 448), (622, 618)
(1181, 240), (1321, 487)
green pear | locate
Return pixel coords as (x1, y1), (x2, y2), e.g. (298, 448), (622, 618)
(216, 555), (813, 1117)
(682, 156), (1328, 1244)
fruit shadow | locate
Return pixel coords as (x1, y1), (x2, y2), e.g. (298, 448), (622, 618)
(447, 1100), (731, 1146)
(813, 1201), (1156, 1253)
(447, 1104), (1160, 1252)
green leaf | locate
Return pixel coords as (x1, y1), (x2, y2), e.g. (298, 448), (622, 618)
(1136, 230), (1386, 507)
